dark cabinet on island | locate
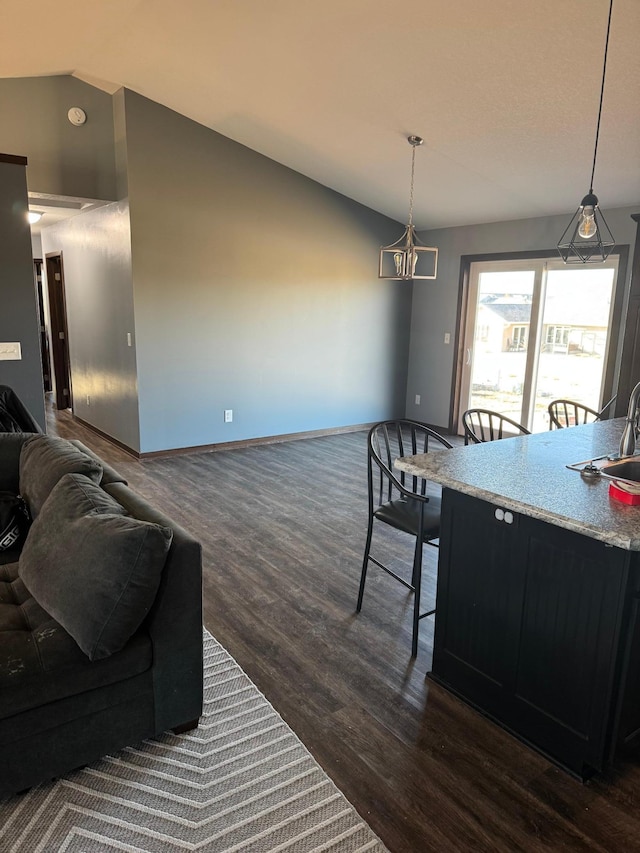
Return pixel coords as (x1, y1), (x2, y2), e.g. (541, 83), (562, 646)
(396, 419), (640, 779)
(434, 488), (640, 778)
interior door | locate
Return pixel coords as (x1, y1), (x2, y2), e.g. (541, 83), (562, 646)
(45, 253), (72, 410)
(33, 259), (52, 393)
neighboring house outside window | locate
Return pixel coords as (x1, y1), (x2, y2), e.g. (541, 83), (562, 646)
(545, 325), (570, 353)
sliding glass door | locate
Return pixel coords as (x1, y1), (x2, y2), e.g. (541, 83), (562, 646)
(459, 256), (618, 434)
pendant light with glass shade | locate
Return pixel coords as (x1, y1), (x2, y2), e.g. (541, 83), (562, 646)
(379, 135), (438, 280)
(557, 0), (616, 264)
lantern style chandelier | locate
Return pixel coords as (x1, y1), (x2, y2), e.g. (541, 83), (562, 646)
(379, 135), (438, 280)
(557, 0), (615, 264)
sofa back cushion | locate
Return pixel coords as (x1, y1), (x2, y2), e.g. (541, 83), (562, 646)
(19, 473), (173, 661)
(19, 436), (103, 518)
(70, 440), (128, 487)
(0, 433), (32, 494)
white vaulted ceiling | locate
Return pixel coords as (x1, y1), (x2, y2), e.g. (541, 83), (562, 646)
(2, 0), (639, 229)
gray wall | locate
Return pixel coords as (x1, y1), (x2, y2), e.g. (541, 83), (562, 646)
(41, 201), (140, 450)
(0, 77), (117, 201)
(406, 206), (640, 428)
(0, 158), (45, 427)
(3, 77), (410, 454)
(5, 74), (636, 451)
(121, 90), (409, 453)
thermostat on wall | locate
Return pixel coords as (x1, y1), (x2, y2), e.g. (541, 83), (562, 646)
(68, 107), (87, 126)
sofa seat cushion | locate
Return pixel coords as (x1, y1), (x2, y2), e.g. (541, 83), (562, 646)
(20, 474), (173, 661)
(0, 562), (152, 720)
(19, 435), (103, 518)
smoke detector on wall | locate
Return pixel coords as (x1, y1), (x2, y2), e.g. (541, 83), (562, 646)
(67, 107), (87, 126)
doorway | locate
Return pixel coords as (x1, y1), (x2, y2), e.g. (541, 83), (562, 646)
(33, 259), (52, 393)
(457, 255), (621, 434)
(45, 253), (72, 410)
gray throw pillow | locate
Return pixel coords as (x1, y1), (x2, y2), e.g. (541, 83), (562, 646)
(19, 435), (103, 518)
(19, 474), (173, 661)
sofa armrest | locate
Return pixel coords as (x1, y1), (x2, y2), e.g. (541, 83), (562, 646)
(104, 483), (203, 732)
(0, 433), (35, 493)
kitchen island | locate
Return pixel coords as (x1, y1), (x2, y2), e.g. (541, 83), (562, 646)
(397, 419), (640, 779)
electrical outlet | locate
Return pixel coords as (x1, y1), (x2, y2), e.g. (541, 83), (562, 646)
(415, 394), (421, 405)
(127, 332), (132, 347)
(86, 395), (90, 406)
(224, 409), (233, 423)
(444, 332), (451, 344)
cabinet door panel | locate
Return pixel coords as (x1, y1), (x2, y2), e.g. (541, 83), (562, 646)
(617, 568), (640, 745)
(516, 525), (624, 737)
(513, 520), (628, 768)
(433, 490), (525, 693)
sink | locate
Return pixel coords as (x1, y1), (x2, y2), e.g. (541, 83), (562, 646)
(567, 454), (640, 482)
(601, 459), (640, 482)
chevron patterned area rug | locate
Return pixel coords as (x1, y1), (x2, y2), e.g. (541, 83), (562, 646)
(0, 630), (388, 852)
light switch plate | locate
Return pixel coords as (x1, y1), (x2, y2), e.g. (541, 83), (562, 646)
(0, 342), (21, 360)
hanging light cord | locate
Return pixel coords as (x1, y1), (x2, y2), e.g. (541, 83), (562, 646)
(407, 143), (417, 228)
(589, 0), (613, 193)
(406, 136), (424, 227)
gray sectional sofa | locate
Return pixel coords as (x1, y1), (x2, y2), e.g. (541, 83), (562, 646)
(0, 433), (203, 798)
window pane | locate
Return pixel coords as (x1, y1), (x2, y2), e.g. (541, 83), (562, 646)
(468, 270), (534, 422)
(531, 267), (615, 432)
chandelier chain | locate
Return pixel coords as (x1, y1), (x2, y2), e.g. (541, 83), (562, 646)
(590, 0), (613, 192)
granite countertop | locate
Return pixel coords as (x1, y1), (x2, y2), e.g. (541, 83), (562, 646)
(396, 418), (640, 551)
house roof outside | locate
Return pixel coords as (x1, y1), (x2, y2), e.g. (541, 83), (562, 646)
(482, 288), (612, 328)
(481, 303), (532, 325)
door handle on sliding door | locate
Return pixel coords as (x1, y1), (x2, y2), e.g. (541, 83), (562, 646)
(466, 348), (472, 366)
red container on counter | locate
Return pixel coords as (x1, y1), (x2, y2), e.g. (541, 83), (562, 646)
(609, 479), (640, 505)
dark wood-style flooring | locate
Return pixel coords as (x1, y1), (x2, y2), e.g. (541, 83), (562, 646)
(47, 407), (640, 852)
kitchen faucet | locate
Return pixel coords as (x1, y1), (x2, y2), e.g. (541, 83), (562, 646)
(619, 381), (640, 458)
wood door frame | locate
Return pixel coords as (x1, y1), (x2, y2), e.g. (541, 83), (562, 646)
(45, 251), (73, 410)
(448, 246), (630, 434)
